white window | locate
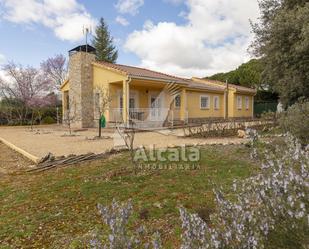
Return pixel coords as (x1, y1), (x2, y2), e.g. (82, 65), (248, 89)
(245, 97), (250, 110)
(175, 94), (181, 108)
(129, 98), (135, 109)
(95, 92), (100, 109)
(237, 96), (242, 110)
(200, 95), (210, 109)
(214, 96), (220, 110)
(120, 97), (135, 109)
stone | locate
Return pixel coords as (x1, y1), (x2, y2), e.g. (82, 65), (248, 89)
(153, 202), (163, 209)
(67, 51), (96, 128)
(237, 129), (246, 138)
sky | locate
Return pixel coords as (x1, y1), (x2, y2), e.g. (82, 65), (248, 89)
(0, 0), (260, 78)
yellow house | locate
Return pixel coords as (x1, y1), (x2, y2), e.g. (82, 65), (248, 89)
(60, 45), (256, 128)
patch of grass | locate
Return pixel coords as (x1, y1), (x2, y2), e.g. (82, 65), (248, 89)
(0, 145), (257, 248)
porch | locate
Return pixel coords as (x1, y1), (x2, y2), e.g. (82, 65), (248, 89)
(108, 108), (187, 128)
(105, 79), (188, 128)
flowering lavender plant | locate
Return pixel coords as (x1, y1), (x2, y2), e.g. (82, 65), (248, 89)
(88, 199), (162, 249)
(77, 134), (308, 248)
(179, 134), (309, 249)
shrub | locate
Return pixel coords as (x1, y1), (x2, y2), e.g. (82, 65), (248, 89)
(77, 134), (308, 248)
(279, 100), (309, 145)
(179, 135), (309, 249)
(42, 116), (55, 124)
(70, 200), (162, 248)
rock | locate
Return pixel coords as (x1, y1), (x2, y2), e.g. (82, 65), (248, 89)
(237, 129), (246, 138)
(153, 202), (163, 209)
(38, 152), (55, 164)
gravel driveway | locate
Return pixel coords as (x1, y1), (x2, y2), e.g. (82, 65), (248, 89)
(0, 125), (248, 159)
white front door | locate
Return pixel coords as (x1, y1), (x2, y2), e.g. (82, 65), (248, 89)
(150, 95), (162, 121)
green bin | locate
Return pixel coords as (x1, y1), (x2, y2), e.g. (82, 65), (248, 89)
(100, 115), (106, 128)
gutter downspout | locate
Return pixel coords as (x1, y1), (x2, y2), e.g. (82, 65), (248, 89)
(225, 80), (229, 119)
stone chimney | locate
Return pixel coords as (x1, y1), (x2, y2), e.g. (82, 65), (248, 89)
(68, 45), (96, 128)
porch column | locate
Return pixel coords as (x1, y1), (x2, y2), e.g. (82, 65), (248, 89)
(180, 88), (187, 122)
(251, 96), (254, 118)
(224, 81), (229, 119)
(122, 80), (129, 124)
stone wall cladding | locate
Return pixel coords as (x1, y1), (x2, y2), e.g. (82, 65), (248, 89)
(69, 52), (96, 128)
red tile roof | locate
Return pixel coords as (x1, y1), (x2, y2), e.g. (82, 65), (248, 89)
(192, 78), (257, 94)
(94, 61), (190, 84)
(186, 81), (225, 92)
(93, 61), (255, 94)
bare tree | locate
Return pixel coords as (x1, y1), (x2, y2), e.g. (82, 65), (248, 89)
(28, 94), (57, 130)
(41, 54), (67, 87)
(0, 62), (53, 125)
(62, 95), (79, 135)
(94, 86), (112, 138)
(115, 110), (138, 173)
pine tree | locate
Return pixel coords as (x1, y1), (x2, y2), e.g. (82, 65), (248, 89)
(92, 18), (118, 63)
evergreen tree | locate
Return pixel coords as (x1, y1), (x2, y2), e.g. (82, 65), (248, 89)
(251, 0), (309, 107)
(92, 18), (118, 63)
(206, 59), (265, 90)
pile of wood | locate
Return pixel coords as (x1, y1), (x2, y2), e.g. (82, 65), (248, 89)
(27, 147), (127, 173)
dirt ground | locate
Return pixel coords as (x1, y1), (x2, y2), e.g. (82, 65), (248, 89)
(0, 142), (33, 176)
(0, 125), (248, 160)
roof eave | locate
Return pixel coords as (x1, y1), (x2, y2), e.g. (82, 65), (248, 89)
(186, 86), (225, 93)
(92, 62), (129, 77)
(60, 79), (69, 90)
(129, 75), (189, 86)
(235, 89), (257, 95)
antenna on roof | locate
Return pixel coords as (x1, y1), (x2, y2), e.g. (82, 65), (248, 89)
(83, 25), (92, 53)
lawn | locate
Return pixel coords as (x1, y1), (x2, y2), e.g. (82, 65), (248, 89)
(0, 144), (257, 248)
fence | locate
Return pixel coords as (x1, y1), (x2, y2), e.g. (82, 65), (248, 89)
(183, 118), (274, 138)
(254, 101), (278, 117)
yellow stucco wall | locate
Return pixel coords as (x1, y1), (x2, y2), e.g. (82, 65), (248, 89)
(232, 94), (254, 118)
(62, 64), (255, 123)
(60, 81), (70, 118)
(186, 90), (225, 118)
(93, 64), (127, 87)
(92, 64), (128, 122)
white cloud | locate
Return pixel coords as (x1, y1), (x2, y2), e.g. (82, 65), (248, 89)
(0, 53), (5, 64)
(124, 0), (260, 78)
(116, 16), (130, 26)
(0, 0), (96, 42)
(0, 54), (9, 83)
(115, 0), (144, 16)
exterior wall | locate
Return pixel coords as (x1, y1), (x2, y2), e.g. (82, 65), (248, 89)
(186, 90), (225, 119)
(232, 94), (254, 118)
(61, 83), (70, 119)
(93, 64), (127, 86)
(93, 64), (127, 123)
(63, 62), (255, 127)
(129, 85), (162, 109)
(110, 84), (170, 109)
(227, 89), (235, 118)
(68, 51), (96, 128)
